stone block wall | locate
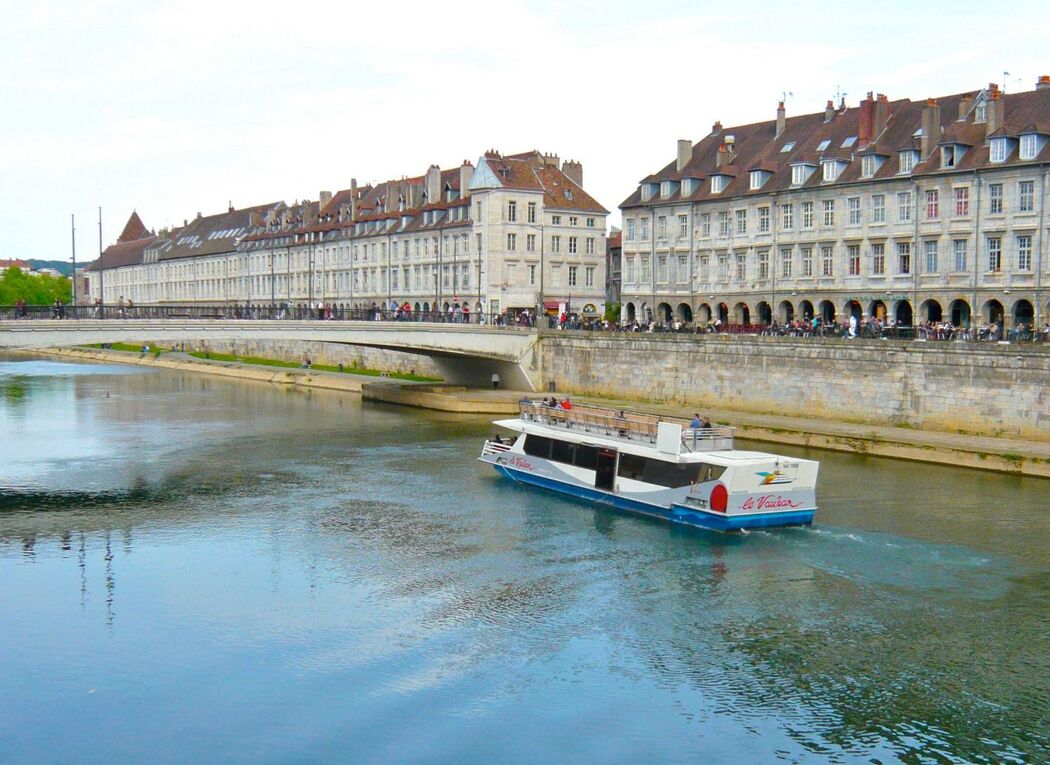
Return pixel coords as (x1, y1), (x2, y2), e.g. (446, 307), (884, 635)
(540, 333), (1050, 439)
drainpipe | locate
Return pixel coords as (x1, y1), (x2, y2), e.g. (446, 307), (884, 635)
(650, 205), (656, 321)
(1036, 165), (1048, 328)
(972, 170), (982, 326)
(913, 179), (920, 326)
(688, 201), (696, 321)
(771, 192), (778, 323)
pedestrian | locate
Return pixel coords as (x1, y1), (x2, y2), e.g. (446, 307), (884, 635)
(690, 413), (701, 429)
(491, 371), (500, 389)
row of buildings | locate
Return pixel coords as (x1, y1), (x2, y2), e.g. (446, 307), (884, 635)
(85, 76), (1050, 329)
(620, 77), (1050, 330)
(85, 151), (609, 319)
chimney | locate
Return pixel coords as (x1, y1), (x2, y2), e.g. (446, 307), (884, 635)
(921, 98), (941, 160)
(676, 139), (692, 172)
(824, 99), (835, 123)
(562, 159), (583, 187)
(425, 164), (441, 204)
(1038, 75), (1050, 90)
(228, 200), (234, 213)
(459, 161), (473, 199)
(319, 190), (332, 211)
(958, 93), (973, 120)
(986, 89), (1004, 137)
(711, 120), (722, 136)
(874, 94), (890, 138)
(858, 92), (874, 147)
(350, 178), (359, 219)
(775, 101), (786, 139)
(716, 143), (730, 168)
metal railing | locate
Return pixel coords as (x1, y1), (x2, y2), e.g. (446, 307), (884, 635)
(518, 400), (735, 451)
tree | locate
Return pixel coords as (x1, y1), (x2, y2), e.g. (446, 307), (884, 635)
(0, 267), (73, 305)
(603, 302), (621, 323)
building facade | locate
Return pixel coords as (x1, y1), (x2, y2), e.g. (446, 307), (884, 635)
(620, 77), (1050, 330)
(85, 151), (608, 319)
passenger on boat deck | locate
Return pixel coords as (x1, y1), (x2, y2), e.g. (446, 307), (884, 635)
(700, 415), (712, 429)
(690, 413), (701, 429)
(560, 398), (572, 410)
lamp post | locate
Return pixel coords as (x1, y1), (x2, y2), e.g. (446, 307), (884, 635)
(70, 214), (77, 308)
(97, 207), (104, 313)
(522, 222), (544, 325)
(270, 221), (276, 313)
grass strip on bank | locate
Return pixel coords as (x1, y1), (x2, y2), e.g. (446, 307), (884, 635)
(88, 342), (165, 354)
(186, 350), (440, 382)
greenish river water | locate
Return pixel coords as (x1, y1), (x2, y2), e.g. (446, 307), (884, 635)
(0, 355), (1047, 764)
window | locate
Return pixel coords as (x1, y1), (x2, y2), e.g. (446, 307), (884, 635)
(569, 216), (578, 227)
(757, 249), (769, 279)
(617, 453), (703, 488)
(954, 187), (970, 216)
(872, 243), (885, 275)
(841, 136), (857, 148)
(699, 255), (709, 282)
(800, 247), (813, 277)
(822, 199), (835, 226)
(717, 254), (728, 281)
(848, 244), (861, 275)
(990, 138), (1008, 163)
(897, 191), (912, 222)
(568, 265), (578, 286)
(974, 101), (987, 123)
(586, 238), (595, 255)
(822, 160), (840, 182)
(897, 242), (911, 274)
(924, 240), (938, 273)
(551, 215), (562, 225)
(527, 233), (536, 252)
(953, 239), (967, 272)
(735, 253), (746, 281)
(507, 201), (517, 222)
(758, 206), (770, 233)
(817, 139), (831, 152)
(626, 219), (636, 241)
(711, 175), (728, 193)
(1017, 235), (1032, 271)
(678, 214), (688, 238)
(821, 245), (834, 276)
(989, 184), (1003, 214)
(801, 201), (814, 228)
(750, 170), (764, 190)
(507, 233), (517, 251)
(791, 165), (810, 185)
(641, 257), (651, 282)
(640, 218), (648, 240)
(987, 237), (1002, 272)
(527, 201), (536, 223)
(718, 211), (730, 237)
(780, 141), (795, 153)
(872, 194), (885, 223)
(926, 189), (939, 219)
(782, 203), (794, 230)
(568, 236), (578, 254)
(657, 216), (667, 239)
(862, 154), (877, 178)
(735, 209), (747, 234)
(1020, 134), (1038, 160)
(700, 213), (711, 237)
(899, 151), (916, 173)
(1019, 180), (1034, 212)
(586, 217), (595, 227)
(780, 247), (793, 278)
(847, 197), (861, 225)
(551, 236), (561, 253)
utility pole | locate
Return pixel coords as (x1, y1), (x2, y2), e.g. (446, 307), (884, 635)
(71, 214), (77, 307)
(97, 207), (104, 312)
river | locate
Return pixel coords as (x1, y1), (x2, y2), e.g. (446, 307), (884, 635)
(0, 355), (1047, 764)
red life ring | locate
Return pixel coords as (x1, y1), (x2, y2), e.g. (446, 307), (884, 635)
(710, 483), (728, 513)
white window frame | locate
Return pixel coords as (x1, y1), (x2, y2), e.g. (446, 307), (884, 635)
(1019, 134), (1038, 160)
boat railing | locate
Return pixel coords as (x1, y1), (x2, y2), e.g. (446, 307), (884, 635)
(518, 401), (735, 451)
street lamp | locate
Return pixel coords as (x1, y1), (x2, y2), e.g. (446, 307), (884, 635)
(522, 222), (545, 326)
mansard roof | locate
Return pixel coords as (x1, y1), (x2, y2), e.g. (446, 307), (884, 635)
(622, 83), (1050, 209)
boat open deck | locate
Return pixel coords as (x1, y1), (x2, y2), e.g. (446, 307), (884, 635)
(516, 401), (735, 453)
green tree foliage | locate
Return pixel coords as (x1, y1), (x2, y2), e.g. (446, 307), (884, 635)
(603, 302), (621, 323)
(0, 267), (73, 305)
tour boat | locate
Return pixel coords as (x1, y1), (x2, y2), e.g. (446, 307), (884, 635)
(479, 401), (819, 532)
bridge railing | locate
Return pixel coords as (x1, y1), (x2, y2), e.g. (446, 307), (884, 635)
(0, 303), (539, 327)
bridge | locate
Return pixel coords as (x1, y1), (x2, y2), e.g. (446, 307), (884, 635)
(0, 318), (543, 390)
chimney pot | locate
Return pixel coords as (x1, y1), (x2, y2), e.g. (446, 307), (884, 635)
(824, 100), (835, 122)
(1037, 75), (1050, 90)
(712, 121), (722, 135)
(775, 101), (786, 138)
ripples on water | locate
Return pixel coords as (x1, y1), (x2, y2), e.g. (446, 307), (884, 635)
(0, 355), (1047, 764)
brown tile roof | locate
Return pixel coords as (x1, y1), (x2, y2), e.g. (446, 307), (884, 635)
(117, 211), (149, 243)
(622, 84), (1050, 209)
(153, 202), (279, 261)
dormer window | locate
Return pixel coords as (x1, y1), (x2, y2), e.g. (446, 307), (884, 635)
(898, 150), (918, 174)
(821, 160), (844, 182)
(1020, 133), (1040, 160)
(681, 178), (695, 196)
(861, 154), (883, 178)
(990, 137), (1009, 163)
(640, 182), (655, 201)
(816, 139), (831, 152)
(711, 175), (728, 193)
(749, 170), (769, 190)
(941, 144), (967, 169)
(790, 163), (814, 186)
(660, 180), (674, 198)
(974, 101), (987, 123)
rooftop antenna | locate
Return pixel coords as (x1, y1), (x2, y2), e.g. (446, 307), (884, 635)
(781, 90), (794, 103)
(834, 84), (848, 104)
(1002, 71), (1010, 93)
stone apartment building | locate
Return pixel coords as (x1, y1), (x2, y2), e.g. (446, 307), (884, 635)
(620, 77), (1050, 329)
(86, 150), (608, 319)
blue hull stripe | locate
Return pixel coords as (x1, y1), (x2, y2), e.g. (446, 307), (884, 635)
(494, 464), (814, 532)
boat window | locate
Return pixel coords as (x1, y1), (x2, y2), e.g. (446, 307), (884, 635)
(523, 435), (552, 459)
(696, 463), (726, 482)
(618, 454), (702, 488)
(550, 439), (574, 464)
(574, 444), (598, 470)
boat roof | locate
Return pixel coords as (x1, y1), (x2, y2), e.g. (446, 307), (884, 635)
(492, 418), (807, 466)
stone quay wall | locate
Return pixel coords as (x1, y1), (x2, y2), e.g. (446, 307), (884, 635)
(539, 333), (1050, 441)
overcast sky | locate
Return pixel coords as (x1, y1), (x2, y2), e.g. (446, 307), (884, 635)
(2, 0), (1048, 262)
